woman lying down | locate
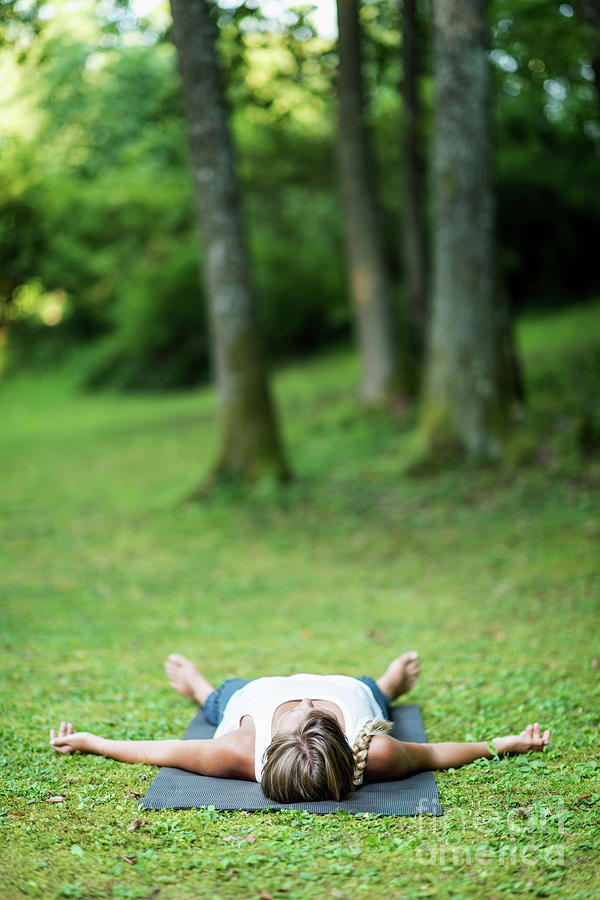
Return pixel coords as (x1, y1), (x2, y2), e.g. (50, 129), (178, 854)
(50, 651), (550, 803)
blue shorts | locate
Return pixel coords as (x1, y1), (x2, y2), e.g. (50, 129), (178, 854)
(203, 676), (392, 727)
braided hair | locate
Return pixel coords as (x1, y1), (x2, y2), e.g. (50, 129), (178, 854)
(351, 718), (393, 788)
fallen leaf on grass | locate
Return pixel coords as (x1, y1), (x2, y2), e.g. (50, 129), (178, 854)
(245, 834), (256, 844)
(127, 818), (143, 832)
(119, 855), (137, 865)
(126, 791), (141, 800)
(366, 628), (386, 644)
(259, 892), (274, 900)
(9, 813), (25, 819)
(224, 834), (241, 842)
(45, 796), (66, 804)
(222, 869), (238, 880)
(576, 794), (593, 802)
(592, 659), (599, 670)
(514, 806), (533, 817)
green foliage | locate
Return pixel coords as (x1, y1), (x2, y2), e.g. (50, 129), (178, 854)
(0, 21), (196, 379)
(1, 0), (600, 389)
(81, 237), (208, 390)
(490, 0), (600, 306)
(0, 304), (599, 898)
(0, 2), (352, 388)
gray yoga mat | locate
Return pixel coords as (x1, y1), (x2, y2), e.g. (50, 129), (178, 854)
(139, 704), (442, 817)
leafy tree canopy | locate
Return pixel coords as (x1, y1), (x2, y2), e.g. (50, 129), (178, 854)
(0, 0), (598, 388)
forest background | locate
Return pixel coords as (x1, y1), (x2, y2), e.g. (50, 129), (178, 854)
(1, 0), (599, 395)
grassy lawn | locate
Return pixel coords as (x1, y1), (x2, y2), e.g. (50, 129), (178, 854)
(1, 302), (599, 900)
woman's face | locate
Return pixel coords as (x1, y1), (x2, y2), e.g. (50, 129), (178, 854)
(275, 698), (341, 733)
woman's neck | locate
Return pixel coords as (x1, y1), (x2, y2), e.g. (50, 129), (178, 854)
(271, 699), (345, 736)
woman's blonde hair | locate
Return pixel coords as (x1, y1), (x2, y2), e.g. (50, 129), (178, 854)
(351, 717), (393, 787)
(261, 712), (392, 803)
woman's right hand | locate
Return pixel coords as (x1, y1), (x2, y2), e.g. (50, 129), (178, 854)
(494, 722), (550, 755)
(50, 721), (91, 754)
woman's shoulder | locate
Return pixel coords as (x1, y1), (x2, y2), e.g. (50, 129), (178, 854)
(210, 722), (256, 780)
(362, 732), (394, 781)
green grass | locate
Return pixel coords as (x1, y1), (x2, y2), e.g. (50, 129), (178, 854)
(1, 301), (599, 900)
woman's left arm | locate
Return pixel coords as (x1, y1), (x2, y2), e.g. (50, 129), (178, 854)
(50, 722), (252, 778)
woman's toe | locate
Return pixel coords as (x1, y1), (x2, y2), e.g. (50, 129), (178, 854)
(168, 653), (188, 665)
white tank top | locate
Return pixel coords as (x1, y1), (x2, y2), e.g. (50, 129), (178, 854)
(212, 674), (386, 782)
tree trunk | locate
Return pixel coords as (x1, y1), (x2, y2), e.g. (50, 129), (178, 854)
(169, 0), (289, 485)
(336, 0), (400, 406)
(580, 0), (600, 121)
(420, 0), (507, 459)
(400, 0), (428, 362)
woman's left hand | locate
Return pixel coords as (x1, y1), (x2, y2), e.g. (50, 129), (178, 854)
(50, 721), (90, 754)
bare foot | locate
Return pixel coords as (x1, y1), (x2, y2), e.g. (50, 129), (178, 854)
(164, 654), (215, 706)
(376, 651), (420, 701)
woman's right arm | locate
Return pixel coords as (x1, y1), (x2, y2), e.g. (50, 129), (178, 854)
(365, 722), (550, 781)
(50, 722), (254, 779)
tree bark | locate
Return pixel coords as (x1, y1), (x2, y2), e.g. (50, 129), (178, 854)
(336, 0), (400, 406)
(420, 0), (507, 459)
(580, 0), (600, 121)
(169, 0), (289, 485)
(400, 0), (428, 360)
